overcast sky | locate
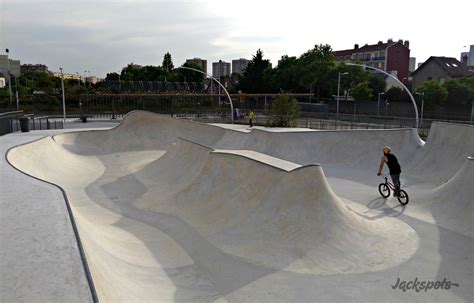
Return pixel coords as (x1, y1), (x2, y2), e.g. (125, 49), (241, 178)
(1, 0), (472, 77)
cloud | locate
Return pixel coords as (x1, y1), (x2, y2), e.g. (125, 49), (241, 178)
(1, 0), (472, 77)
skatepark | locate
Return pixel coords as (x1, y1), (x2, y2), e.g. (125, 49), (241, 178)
(1, 110), (473, 302)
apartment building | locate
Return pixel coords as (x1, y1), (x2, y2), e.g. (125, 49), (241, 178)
(333, 39), (410, 84)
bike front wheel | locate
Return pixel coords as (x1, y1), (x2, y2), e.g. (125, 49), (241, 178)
(378, 183), (390, 198)
(397, 189), (409, 205)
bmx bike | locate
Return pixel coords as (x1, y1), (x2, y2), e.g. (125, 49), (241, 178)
(378, 174), (409, 205)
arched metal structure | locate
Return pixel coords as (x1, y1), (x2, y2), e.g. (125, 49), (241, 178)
(175, 66), (234, 124)
(346, 63), (419, 128)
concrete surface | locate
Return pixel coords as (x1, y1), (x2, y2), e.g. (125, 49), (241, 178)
(0, 121), (119, 303)
(3, 111), (473, 302)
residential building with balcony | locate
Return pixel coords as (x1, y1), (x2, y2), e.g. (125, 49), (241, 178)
(232, 58), (250, 75)
(185, 58), (207, 74)
(333, 39), (410, 84)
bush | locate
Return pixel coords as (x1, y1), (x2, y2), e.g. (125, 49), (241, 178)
(270, 94), (300, 127)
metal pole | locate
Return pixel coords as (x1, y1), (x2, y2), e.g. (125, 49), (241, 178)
(377, 92), (384, 116)
(60, 68), (66, 124)
(175, 66), (234, 123)
(336, 72), (341, 120)
(16, 91), (19, 110)
(15, 76), (19, 109)
(346, 63), (419, 128)
(5, 49), (13, 107)
(420, 94), (424, 126)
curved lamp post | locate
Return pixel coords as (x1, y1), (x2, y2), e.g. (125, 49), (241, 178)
(336, 71), (349, 120)
(346, 63), (419, 128)
(175, 66), (234, 124)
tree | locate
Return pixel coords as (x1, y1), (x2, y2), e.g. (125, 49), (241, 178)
(415, 80), (448, 108)
(270, 94), (300, 127)
(162, 52), (174, 73)
(264, 55), (301, 93)
(444, 77), (474, 105)
(177, 62), (204, 82)
(120, 63), (143, 81)
(238, 49), (272, 93)
(351, 82), (373, 101)
(105, 72), (120, 81)
(385, 86), (407, 102)
(298, 44), (336, 101)
(368, 74), (387, 100)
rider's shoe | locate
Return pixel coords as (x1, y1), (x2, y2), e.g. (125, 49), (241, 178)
(393, 192), (400, 197)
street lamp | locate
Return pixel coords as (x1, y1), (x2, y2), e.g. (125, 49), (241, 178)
(175, 66), (234, 123)
(377, 92), (385, 116)
(5, 49), (13, 107)
(415, 92), (425, 125)
(336, 72), (349, 120)
(83, 70), (88, 87)
(60, 68), (66, 124)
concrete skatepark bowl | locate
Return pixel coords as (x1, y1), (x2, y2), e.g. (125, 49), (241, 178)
(4, 111), (473, 302)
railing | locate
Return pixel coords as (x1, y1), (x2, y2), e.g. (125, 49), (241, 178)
(0, 111), (24, 136)
(2, 112), (64, 135)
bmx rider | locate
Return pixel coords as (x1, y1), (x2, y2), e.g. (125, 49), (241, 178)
(377, 146), (401, 197)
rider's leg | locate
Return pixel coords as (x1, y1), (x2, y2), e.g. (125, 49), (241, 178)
(391, 174), (401, 196)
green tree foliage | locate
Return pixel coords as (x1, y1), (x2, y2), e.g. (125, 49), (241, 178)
(270, 94), (300, 127)
(351, 82), (373, 101)
(444, 77), (474, 104)
(416, 80), (448, 108)
(177, 62), (204, 82)
(105, 72), (120, 81)
(238, 49), (272, 93)
(162, 52), (174, 73)
(368, 74), (387, 100)
(120, 63), (143, 81)
(263, 55), (301, 93)
(385, 86), (405, 102)
(298, 44), (336, 100)
(120, 64), (167, 81)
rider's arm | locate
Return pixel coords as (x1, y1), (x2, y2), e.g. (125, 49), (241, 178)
(377, 156), (387, 175)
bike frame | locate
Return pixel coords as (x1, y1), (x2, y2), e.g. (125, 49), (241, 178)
(382, 175), (396, 191)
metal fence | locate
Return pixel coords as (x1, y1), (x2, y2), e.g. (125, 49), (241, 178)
(1, 111), (64, 135)
(0, 111), (24, 136)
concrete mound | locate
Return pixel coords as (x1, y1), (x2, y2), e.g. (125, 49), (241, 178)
(406, 122), (474, 184)
(431, 157), (474, 237)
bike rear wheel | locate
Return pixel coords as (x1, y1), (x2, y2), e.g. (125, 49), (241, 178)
(397, 189), (409, 205)
(378, 183), (390, 198)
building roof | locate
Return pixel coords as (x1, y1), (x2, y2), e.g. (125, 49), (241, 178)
(333, 49), (354, 57)
(357, 41), (395, 53)
(333, 40), (407, 57)
(413, 56), (472, 77)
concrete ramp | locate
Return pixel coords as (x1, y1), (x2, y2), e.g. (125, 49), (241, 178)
(430, 157), (474, 237)
(406, 122), (474, 184)
(6, 111), (473, 302)
(8, 131), (418, 302)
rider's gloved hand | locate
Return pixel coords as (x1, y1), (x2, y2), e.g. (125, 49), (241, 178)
(377, 172), (381, 176)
